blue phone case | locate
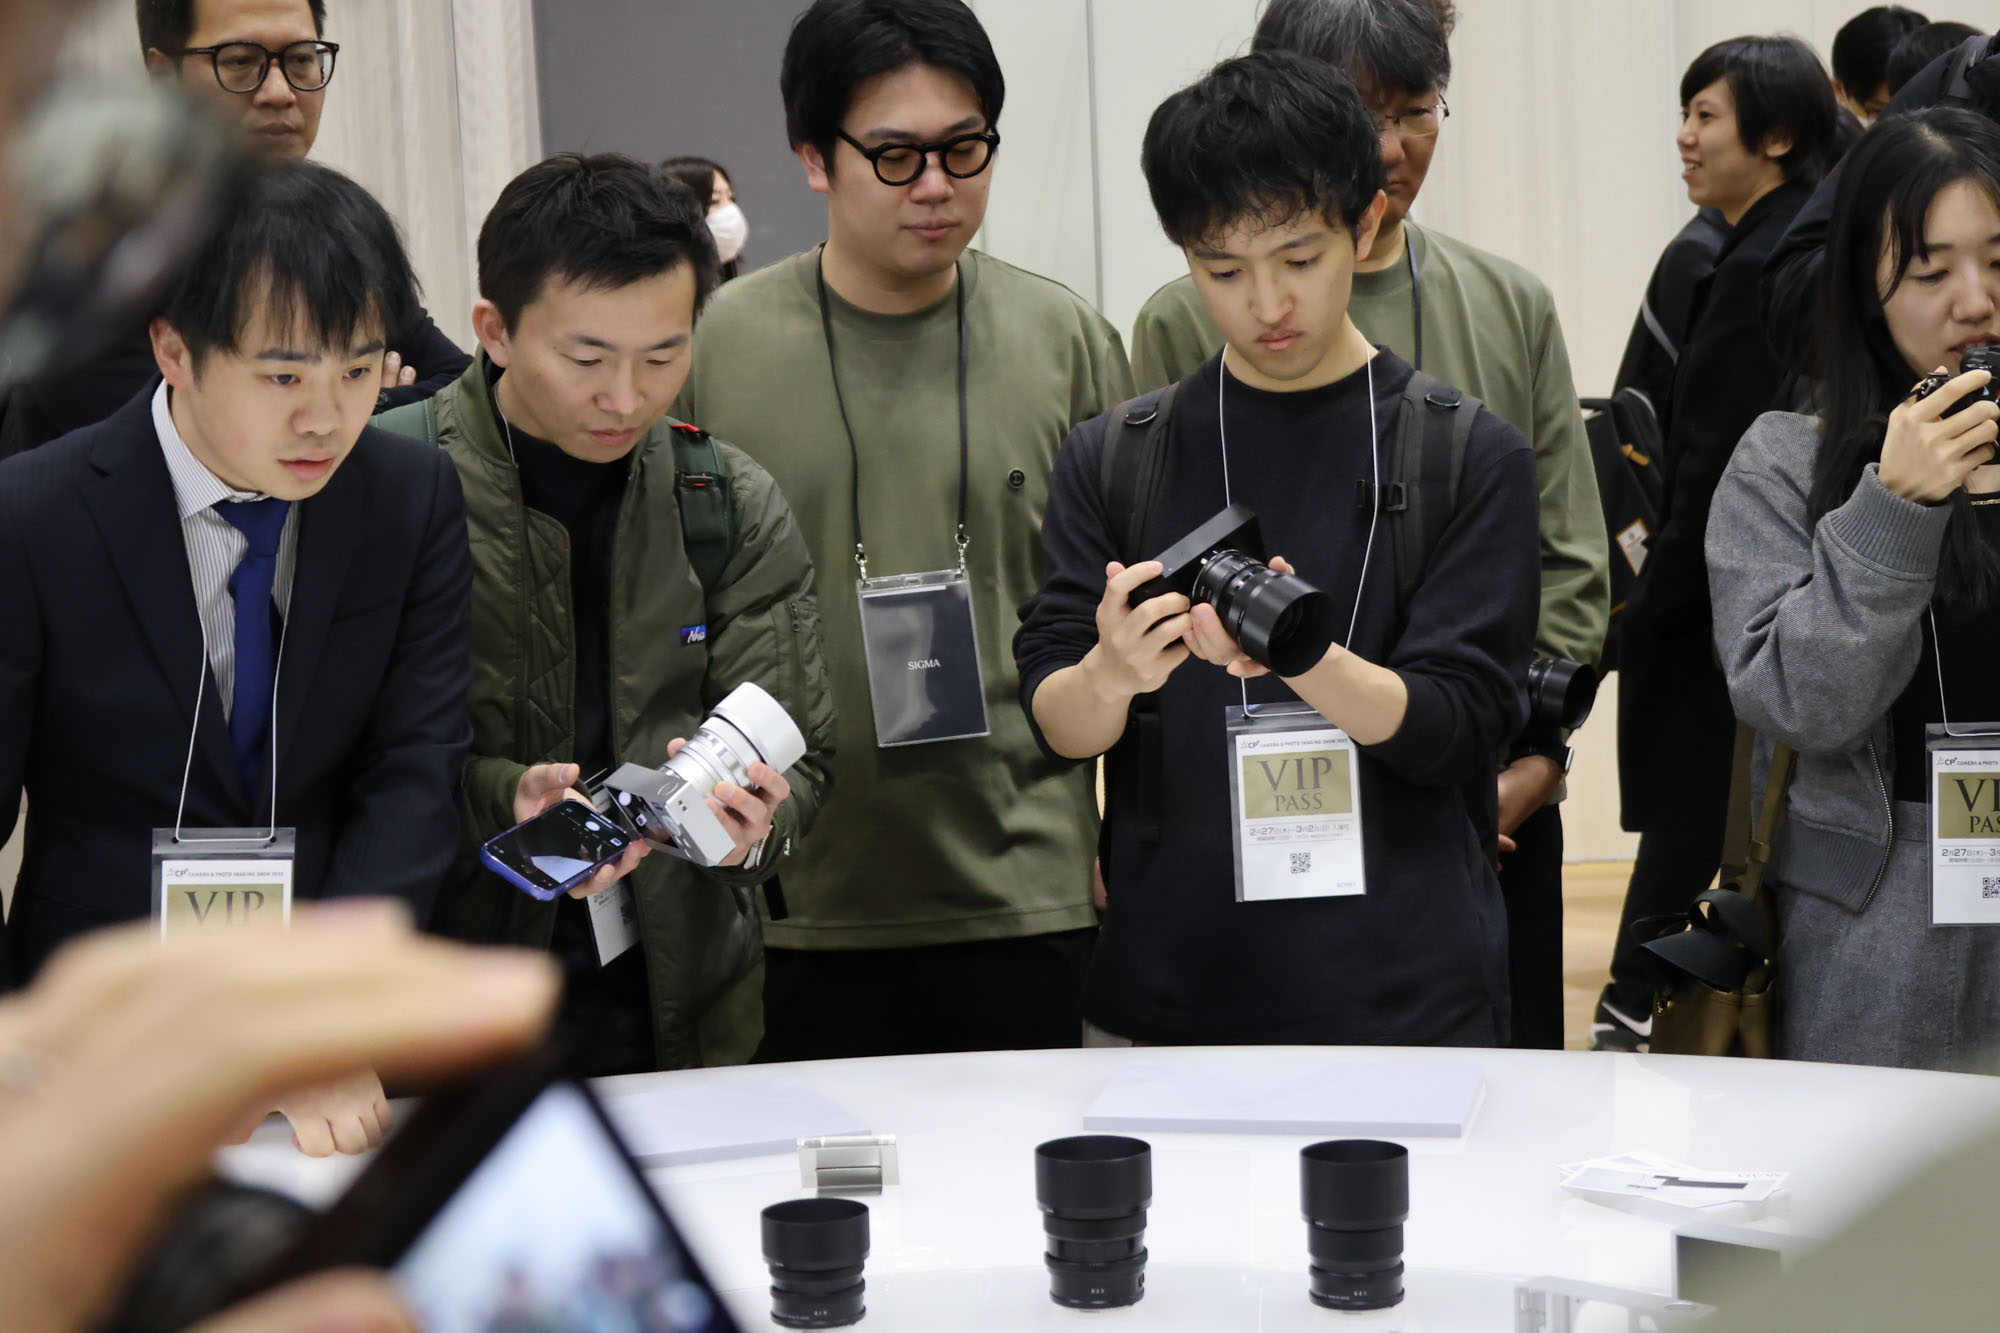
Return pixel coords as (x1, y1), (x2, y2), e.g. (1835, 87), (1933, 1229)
(479, 804), (628, 901)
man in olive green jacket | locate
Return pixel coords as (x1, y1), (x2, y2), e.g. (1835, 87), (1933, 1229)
(382, 155), (833, 1072)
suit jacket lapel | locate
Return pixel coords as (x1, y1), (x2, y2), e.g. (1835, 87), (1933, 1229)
(79, 393), (249, 812)
(274, 448), (363, 790)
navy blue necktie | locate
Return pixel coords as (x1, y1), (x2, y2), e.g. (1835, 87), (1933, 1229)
(217, 497), (291, 797)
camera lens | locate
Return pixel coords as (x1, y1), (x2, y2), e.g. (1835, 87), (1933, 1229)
(1301, 1139), (1408, 1311)
(1193, 550), (1338, 678)
(761, 1197), (869, 1329)
(1035, 1135), (1151, 1309)
(1525, 657), (1599, 730)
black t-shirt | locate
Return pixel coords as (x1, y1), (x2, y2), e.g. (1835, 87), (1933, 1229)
(1015, 349), (1541, 1046)
(500, 375), (651, 1077)
(1891, 503), (2000, 802)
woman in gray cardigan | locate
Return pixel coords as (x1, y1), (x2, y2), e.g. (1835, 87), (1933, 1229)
(1709, 108), (2000, 1071)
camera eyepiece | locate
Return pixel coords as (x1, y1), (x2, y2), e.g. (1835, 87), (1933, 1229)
(761, 1196), (870, 1329)
(1131, 504), (1337, 678)
(1300, 1139), (1408, 1311)
(1034, 1135), (1151, 1309)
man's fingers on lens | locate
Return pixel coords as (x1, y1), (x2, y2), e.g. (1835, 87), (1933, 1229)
(745, 761), (791, 805)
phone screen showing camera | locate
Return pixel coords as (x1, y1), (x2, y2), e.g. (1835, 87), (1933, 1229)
(481, 802), (629, 900)
(392, 1080), (735, 1332)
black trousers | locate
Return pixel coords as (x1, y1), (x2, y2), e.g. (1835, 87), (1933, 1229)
(1605, 780), (1730, 1019)
(755, 927), (1097, 1062)
(1498, 803), (1565, 1049)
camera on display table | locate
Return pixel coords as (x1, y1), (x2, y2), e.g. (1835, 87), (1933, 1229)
(1131, 503), (1338, 678)
(1912, 343), (2000, 415)
(602, 682), (807, 868)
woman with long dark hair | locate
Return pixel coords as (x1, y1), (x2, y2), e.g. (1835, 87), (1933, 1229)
(1708, 107), (2000, 1070)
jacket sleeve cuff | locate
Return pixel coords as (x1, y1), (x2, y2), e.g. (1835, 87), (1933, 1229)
(1822, 463), (1955, 578)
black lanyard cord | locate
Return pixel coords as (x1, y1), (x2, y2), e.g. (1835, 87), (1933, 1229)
(816, 248), (969, 579)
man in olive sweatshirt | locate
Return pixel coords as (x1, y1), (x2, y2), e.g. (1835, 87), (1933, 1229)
(1128, 0), (1609, 1050)
(674, 0), (1134, 1060)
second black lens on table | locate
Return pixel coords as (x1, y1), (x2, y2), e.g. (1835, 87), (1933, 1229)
(1034, 1135), (1151, 1309)
(762, 1197), (870, 1328)
(1300, 1139), (1409, 1311)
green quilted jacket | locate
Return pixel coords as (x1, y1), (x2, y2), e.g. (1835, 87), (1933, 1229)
(381, 357), (835, 1069)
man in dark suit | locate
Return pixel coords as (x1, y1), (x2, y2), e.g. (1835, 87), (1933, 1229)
(0, 0), (471, 459)
(0, 158), (474, 1154)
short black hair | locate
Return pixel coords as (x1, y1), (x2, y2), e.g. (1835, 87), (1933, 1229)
(136, 0), (327, 55)
(1680, 36), (1840, 185)
(159, 159), (415, 370)
(1886, 20), (1984, 96)
(478, 153), (719, 333)
(661, 155), (731, 201)
(1252, 0), (1457, 100)
(1830, 5), (1928, 99)
(1142, 50), (1385, 251)
(781, 0), (1004, 173)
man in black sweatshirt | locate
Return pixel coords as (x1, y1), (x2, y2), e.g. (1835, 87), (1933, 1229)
(1014, 52), (1539, 1047)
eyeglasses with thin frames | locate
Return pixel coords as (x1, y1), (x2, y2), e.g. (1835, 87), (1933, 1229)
(836, 128), (1001, 187)
(180, 40), (340, 95)
(1371, 96), (1449, 140)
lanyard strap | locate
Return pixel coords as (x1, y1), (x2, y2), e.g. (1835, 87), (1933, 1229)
(816, 249), (969, 579)
(1406, 231), (1423, 371)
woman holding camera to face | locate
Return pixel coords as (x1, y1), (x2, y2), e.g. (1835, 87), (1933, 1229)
(1709, 107), (2000, 1072)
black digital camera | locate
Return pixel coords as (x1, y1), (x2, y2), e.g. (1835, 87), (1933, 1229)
(1130, 503), (1338, 677)
(1912, 343), (2000, 416)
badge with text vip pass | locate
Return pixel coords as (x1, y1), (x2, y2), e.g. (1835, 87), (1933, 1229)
(1225, 704), (1366, 903)
(151, 828), (294, 938)
(1930, 733), (2000, 925)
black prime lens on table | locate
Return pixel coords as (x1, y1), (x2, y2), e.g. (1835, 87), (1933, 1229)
(761, 1197), (870, 1328)
(1034, 1135), (1152, 1309)
(1300, 1138), (1409, 1311)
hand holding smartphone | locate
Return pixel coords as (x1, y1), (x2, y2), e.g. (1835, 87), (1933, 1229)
(480, 801), (633, 901)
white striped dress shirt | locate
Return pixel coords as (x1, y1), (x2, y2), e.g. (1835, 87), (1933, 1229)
(151, 383), (300, 721)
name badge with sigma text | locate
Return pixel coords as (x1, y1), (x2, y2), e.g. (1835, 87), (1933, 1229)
(151, 827), (295, 938)
(856, 566), (991, 747)
(1929, 729), (2000, 925)
(1225, 703), (1366, 902)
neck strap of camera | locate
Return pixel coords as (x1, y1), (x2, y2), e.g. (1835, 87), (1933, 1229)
(816, 247), (969, 580)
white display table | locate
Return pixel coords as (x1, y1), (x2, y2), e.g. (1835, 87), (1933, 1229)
(222, 1046), (2000, 1329)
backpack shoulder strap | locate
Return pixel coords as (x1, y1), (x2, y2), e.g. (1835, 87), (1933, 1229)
(1941, 33), (1993, 106)
(372, 395), (439, 446)
(667, 421), (736, 593)
(1388, 369), (1477, 611)
(1098, 382), (1180, 565)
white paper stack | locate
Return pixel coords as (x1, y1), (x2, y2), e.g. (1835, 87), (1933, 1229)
(1081, 1057), (1486, 1139)
(1560, 1150), (1787, 1223)
(603, 1077), (869, 1166)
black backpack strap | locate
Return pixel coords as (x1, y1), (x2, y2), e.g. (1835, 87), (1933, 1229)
(1941, 32), (1994, 106)
(1098, 383), (1180, 565)
(1388, 369), (1477, 612)
(667, 421), (736, 593)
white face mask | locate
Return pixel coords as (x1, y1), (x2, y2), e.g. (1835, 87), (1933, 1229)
(707, 202), (748, 265)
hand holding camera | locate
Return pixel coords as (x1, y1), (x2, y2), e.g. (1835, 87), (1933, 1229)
(1183, 553), (1302, 679)
(508, 762), (650, 900)
(1885, 348), (2000, 505)
(1083, 560), (1194, 703)
(660, 736), (792, 868)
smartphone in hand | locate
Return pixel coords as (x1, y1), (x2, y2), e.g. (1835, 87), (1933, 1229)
(480, 800), (631, 901)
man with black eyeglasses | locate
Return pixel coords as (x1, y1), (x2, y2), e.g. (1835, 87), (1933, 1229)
(0, 0), (470, 458)
(675, 0), (1133, 1062)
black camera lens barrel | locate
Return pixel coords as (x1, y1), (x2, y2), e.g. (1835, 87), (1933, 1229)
(761, 1197), (870, 1329)
(1525, 656), (1599, 731)
(1300, 1139), (1409, 1311)
(1035, 1135), (1152, 1309)
(1191, 550), (1339, 678)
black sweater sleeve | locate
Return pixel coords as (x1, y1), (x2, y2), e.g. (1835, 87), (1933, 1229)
(1363, 411), (1540, 788)
(1014, 411), (1118, 764)
(377, 307), (474, 411)
(1762, 52), (1964, 372)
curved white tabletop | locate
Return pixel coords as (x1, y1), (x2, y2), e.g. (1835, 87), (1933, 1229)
(606, 1046), (2000, 1328)
(221, 1046), (2000, 1329)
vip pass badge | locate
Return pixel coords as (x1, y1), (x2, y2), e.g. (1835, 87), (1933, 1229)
(1226, 704), (1366, 902)
(818, 248), (990, 747)
(1924, 608), (2000, 925)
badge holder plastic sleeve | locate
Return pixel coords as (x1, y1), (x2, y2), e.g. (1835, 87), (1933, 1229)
(151, 828), (297, 936)
(1225, 701), (1366, 904)
(1921, 608), (2000, 926)
(855, 567), (991, 748)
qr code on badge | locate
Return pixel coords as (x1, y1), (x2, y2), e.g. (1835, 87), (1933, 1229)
(1984, 878), (2000, 900)
(1290, 851), (1312, 875)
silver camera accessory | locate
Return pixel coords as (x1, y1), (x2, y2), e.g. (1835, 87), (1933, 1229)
(602, 682), (807, 867)
(798, 1134), (900, 1195)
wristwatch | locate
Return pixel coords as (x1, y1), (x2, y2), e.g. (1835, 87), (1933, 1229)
(1512, 743), (1574, 775)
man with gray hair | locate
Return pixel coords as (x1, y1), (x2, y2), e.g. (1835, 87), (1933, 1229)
(1129, 0), (1608, 1050)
